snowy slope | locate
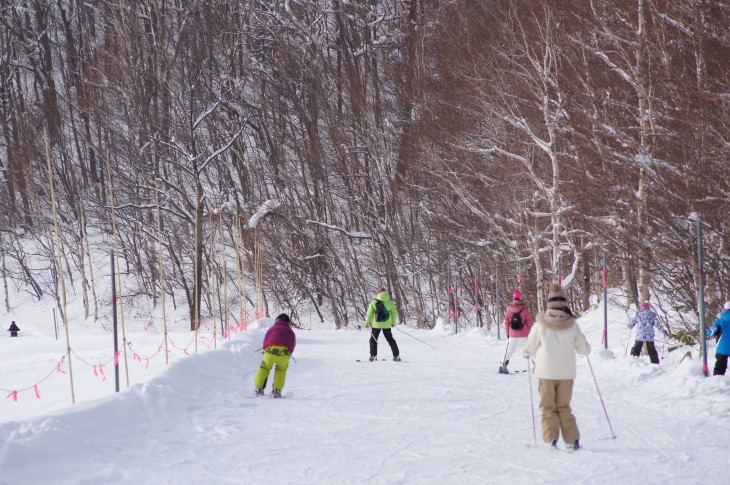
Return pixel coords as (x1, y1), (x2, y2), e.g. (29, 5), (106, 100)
(0, 304), (728, 485)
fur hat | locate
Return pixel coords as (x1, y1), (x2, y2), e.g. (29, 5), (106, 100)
(275, 313), (291, 323)
(546, 282), (568, 310)
(641, 301), (651, 311)
(512, 289), (524, 301)
(724, 301), (730, 311)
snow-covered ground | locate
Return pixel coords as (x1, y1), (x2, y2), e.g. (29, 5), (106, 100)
(0, 298), (728, 484)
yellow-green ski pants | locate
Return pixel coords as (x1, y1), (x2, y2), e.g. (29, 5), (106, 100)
(254, 346), (291, 390)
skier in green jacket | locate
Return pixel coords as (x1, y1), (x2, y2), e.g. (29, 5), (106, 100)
(363, 287), (401, 361)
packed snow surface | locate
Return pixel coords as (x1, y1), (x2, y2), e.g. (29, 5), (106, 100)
(0, 304), (727, 484)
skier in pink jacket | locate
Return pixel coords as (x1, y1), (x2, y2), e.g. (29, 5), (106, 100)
(499, 289), (534, 374)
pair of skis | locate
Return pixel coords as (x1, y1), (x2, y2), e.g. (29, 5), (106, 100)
(356, 359), (407, 363)
(248, 391), (294, 399)
(499, 367), (528, 374)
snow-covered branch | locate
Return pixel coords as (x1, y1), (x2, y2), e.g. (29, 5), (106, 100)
(249, 200), (283, 228)
(305, 220), (371, 239)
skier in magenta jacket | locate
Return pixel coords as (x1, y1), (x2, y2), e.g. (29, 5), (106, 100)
(499, 289), (534, 373)
(254, 313), (296, 397)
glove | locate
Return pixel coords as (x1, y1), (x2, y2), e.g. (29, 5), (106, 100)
(706, 328), (714, 338)
(522, 349), (531, 359)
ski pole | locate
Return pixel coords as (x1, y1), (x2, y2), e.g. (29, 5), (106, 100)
(586, 356), (617, 439)
(499, 341), (510, 370)
(393, 326), (436, 349)
(369, 331), (380, 346)
(526, 356), (537, 446)
(253, 346), (263, 353)
(660, 319), (668, 359)
(500, 323), (511, 368)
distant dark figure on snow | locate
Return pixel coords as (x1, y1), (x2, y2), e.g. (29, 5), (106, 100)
(523, 282), (591, 450)
(628, 301), (666, 364)
(499, 289), (534, 374)
(363, 287), (400, 362)
(707, 302), (730, 376)
(7, 321), (19, 337)
(253, 313), (296, 398)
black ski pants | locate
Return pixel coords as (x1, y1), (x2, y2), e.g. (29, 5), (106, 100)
(630, 340), (659, 364)
(370, 328), (399, 358)
(713, 354), (728, 376)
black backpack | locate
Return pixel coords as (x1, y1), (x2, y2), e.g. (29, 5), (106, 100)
(510, 308), (525, 330)
(374, 300), (390, 322)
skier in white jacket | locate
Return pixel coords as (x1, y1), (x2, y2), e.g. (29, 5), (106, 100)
(523, 282), (591, 450)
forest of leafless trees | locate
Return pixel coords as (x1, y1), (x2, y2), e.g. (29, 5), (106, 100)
(1, 1), (729, 338)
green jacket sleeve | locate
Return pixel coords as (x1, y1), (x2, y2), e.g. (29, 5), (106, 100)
(364, 300), (375, 327)
(389, 301), (398, 327)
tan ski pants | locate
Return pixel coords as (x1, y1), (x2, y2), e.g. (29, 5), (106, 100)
(538, 378), (579, 444)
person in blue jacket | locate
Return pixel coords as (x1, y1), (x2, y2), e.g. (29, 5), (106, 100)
(707, 302), (730, 376)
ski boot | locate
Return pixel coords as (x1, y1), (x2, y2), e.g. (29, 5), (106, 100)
(566, 439), (580, 450)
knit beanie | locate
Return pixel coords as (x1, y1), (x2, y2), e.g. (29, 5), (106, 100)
(546, 282), (568, 310)
(513, 289), (524, 301)
(378, 287), (386, 294)
(641, 301), (651, 311)
(275, 313), (291, 323)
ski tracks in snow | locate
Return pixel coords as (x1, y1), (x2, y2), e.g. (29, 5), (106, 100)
(1, 327), (728, 484)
